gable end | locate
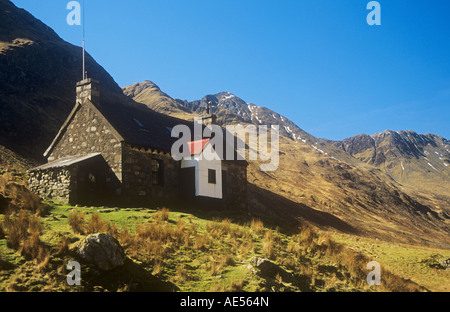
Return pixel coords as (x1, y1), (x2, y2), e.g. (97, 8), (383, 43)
(43, 99), (124, 158)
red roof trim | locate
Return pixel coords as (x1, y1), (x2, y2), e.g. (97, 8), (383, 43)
(187, 139), (211, 156)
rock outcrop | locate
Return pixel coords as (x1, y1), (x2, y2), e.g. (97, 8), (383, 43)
(73, 233), (125, 271)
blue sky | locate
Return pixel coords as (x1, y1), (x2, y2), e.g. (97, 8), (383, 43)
(10, 0), (450, 140)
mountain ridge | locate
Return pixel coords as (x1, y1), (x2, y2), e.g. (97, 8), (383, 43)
(124, 80), (450, 246)
(0, 0), (128, 161)
(0, 0), (449, 247)
(123, 81), (320, 145)
(332, 129), (450, 197)
(124, 80), (450, 181)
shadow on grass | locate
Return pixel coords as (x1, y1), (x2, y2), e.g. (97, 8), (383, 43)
(81, 257), (178, 292)
(64, 182), (358, 236)
(147, 184), (358, 236)
(246, 183), (358, 234)
(0, 257), (16, 271)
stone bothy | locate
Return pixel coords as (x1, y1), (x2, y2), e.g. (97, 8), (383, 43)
(28, 79), (248, 209)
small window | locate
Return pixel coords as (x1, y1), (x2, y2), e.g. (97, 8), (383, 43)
(152, 159), (164, 185)
(208, 169), (216, 184)
(134, 119), (144, 127)
(134, 119), (149, 132)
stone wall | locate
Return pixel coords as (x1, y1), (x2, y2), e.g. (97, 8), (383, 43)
(223, 161), (248, 209)
(31, 146), (248, 208)
(121, 144), (179, 205)
(48, 102), (123, 181)
(40, 76), (248, 207)
(29, 155), (121, 205)
(121, 144), (248, 208)
(28, 168), (72, 203)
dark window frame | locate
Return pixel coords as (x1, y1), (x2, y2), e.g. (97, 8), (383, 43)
(208, 169), (217, 184)
(152, 159), (164, 185)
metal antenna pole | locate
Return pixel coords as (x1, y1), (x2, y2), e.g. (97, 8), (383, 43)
(82, 0), (86, 80)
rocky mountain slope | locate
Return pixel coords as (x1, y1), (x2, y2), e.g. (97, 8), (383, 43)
(1, 0), (449, 248)
(124, 81), (364, 165)
(125, 81), (450, 247)
(0, 0), (127, 161)
(332, 131), (450, 197)
(122, 81), (194, 119)
(124, 80), (450, 193)
(123, 82), (315, 143)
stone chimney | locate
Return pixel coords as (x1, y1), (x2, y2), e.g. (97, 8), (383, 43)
(200, 114), (217, 126)
(76, 78), (100, 105)
(199, 100), (217, 126)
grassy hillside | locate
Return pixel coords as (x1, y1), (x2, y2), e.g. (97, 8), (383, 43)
(1, 172), (448, 292)
(333, 233), (450, 292)
(247, 136), (450, 248)
(123, 80), (450, 249)
(0, 145), (35, 172)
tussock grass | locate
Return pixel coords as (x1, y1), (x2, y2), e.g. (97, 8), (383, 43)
(68, 210), (118, 237)
(153, 207), (170, 222)
(55, 236), (70, 256)
(1, 195), (431, 292)
(110, 214), (256, 287)
(68, 210), (86, 235)
(152, 260), (164, 276)
(0, 172), (12, 194)
(174, 264), (189, 283)
(332, 233), (450, 292)
(2, 210), (42, 250)
(193, 233), (209, 251)
(262, 230), (275, 259)
(210, 279), (244, 292)
(229, 279), (244, 292)
(102, 208), (420, 292)
(113, 212), (424, 291)
(0, 173), (47, 215)
(86, 213), (118, 235)
(0, 175), (53, 275)
(1, 209), (49, 269)
(250, 219), (264, 236)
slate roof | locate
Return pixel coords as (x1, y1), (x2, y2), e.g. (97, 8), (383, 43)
(43, 81), (197, 157)
(29, 153), (102, 171)
(99, 94), (248, 164)
(43, 79), (247, 166)
(97, 92), (196, 152)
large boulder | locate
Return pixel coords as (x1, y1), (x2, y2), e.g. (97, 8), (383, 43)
(73, 233), (125, 271)
(250, 257), (295, 283)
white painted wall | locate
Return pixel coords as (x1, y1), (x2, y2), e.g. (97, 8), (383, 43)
(181, 144), (223, 199)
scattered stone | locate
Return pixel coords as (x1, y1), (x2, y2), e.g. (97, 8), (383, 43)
(250, 257), (295, 283)
(46, 215), (59, 221)
(73, 233), (126, 271)
(98, 209), (115, 213)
